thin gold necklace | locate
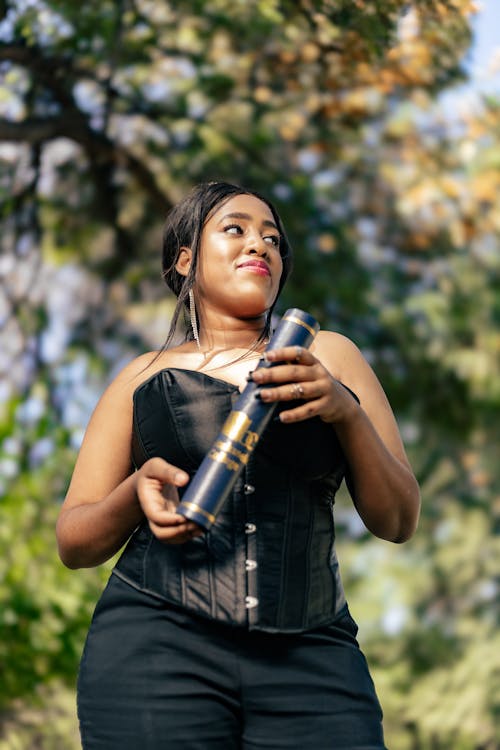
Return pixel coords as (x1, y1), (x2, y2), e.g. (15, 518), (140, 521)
(199, 335), (269, 370)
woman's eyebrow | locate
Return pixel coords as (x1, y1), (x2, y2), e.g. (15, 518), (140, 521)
(219, 211), (278, 230)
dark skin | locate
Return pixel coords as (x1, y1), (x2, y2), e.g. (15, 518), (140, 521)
(56, 194), (420, 568)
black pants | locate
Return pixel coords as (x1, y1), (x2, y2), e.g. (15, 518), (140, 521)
(78, 574), (386, 749)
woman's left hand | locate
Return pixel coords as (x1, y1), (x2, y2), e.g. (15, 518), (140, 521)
(251, 346), (359, 425)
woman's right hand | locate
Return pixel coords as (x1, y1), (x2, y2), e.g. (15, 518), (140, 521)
(135, 457), (204, 544)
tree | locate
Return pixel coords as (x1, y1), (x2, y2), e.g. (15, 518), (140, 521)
(2, 1), (498, 748)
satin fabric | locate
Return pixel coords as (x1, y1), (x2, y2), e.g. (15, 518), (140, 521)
(116, 367), (356, 632)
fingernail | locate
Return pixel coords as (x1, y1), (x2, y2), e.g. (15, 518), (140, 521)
(174, 471), (188, 483)
(257, 388), (272, 401)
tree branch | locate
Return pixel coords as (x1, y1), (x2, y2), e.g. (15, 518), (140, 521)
(0, 115), (171, 213)
(0, 115), (72, 142)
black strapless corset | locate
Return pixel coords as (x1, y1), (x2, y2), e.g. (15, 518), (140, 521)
(114, 368), (355, 633)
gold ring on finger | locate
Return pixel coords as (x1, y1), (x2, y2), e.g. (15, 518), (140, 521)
(290, 383), (305, 399)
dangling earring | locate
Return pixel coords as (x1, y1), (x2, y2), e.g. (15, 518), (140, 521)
(189, 288), (201, 350)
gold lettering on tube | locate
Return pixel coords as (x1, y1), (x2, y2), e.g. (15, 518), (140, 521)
(208, 448), (240, 472)
(222, 411), (252, 443)
(242, 431), (259, 450)
(214, 439), (250, 464)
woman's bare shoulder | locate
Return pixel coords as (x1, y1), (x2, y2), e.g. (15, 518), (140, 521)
(313, 329), (360, 350)
(110, 347), (190, 392)
(311, 330), (364, 382)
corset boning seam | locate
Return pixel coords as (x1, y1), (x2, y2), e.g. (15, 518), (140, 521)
(276, 474), (292, 629)
(158, 375), (197, 471)
(304, 491), (316, 630)
(131, 401), (149, 469)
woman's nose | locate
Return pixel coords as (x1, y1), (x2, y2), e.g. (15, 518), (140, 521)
(246, 232), (269, 257)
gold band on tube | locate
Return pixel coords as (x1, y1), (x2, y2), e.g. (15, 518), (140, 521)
(180, 502), (216, 525)
(282, 315), (317, 338)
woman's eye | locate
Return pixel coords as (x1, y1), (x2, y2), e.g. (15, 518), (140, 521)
(264, 235), (280, 247)
(224, 224), (242, 235)
(223, 225), (279, 247)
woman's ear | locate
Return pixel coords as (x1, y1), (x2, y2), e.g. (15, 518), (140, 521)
(175, 247), (192, 277)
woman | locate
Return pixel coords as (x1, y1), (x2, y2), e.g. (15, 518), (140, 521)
(57, 182), (420, 749)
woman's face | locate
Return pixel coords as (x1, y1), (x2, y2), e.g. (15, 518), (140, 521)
(194, 193), (284, 320)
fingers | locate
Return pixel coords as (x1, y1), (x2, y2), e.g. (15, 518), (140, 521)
(145, 492), (204, 543)
(136, 457), (203, 543)
(252, 360), (317, 388)
(149, 515), (204, 544)
(264, 346), (314, 366)
(251, 347), (324, 404)
(136, 458), (185, 521)
(289, 383), (305, 399)
(259, 379), (322, 402)
(250, 348), (352, 424)
(255, 376), (330, 420)
(139, 456), (190, 487)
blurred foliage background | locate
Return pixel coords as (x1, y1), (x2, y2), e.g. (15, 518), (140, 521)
(0, 0), (499, 748)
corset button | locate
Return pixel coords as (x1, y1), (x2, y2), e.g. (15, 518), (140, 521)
(243, 484), (255, 494)
(245, 559), (257, 571)
(245, 596), (259, 609)
(245, 523), (257, 534)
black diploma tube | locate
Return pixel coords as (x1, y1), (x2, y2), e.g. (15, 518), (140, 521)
(176, 308), (320, 530)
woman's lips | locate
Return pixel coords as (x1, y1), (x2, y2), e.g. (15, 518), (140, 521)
(237, 261), (271, 276)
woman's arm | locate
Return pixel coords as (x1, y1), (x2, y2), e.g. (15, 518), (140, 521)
(251, 331), (420, 543)
(56, 356), (200, 569)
